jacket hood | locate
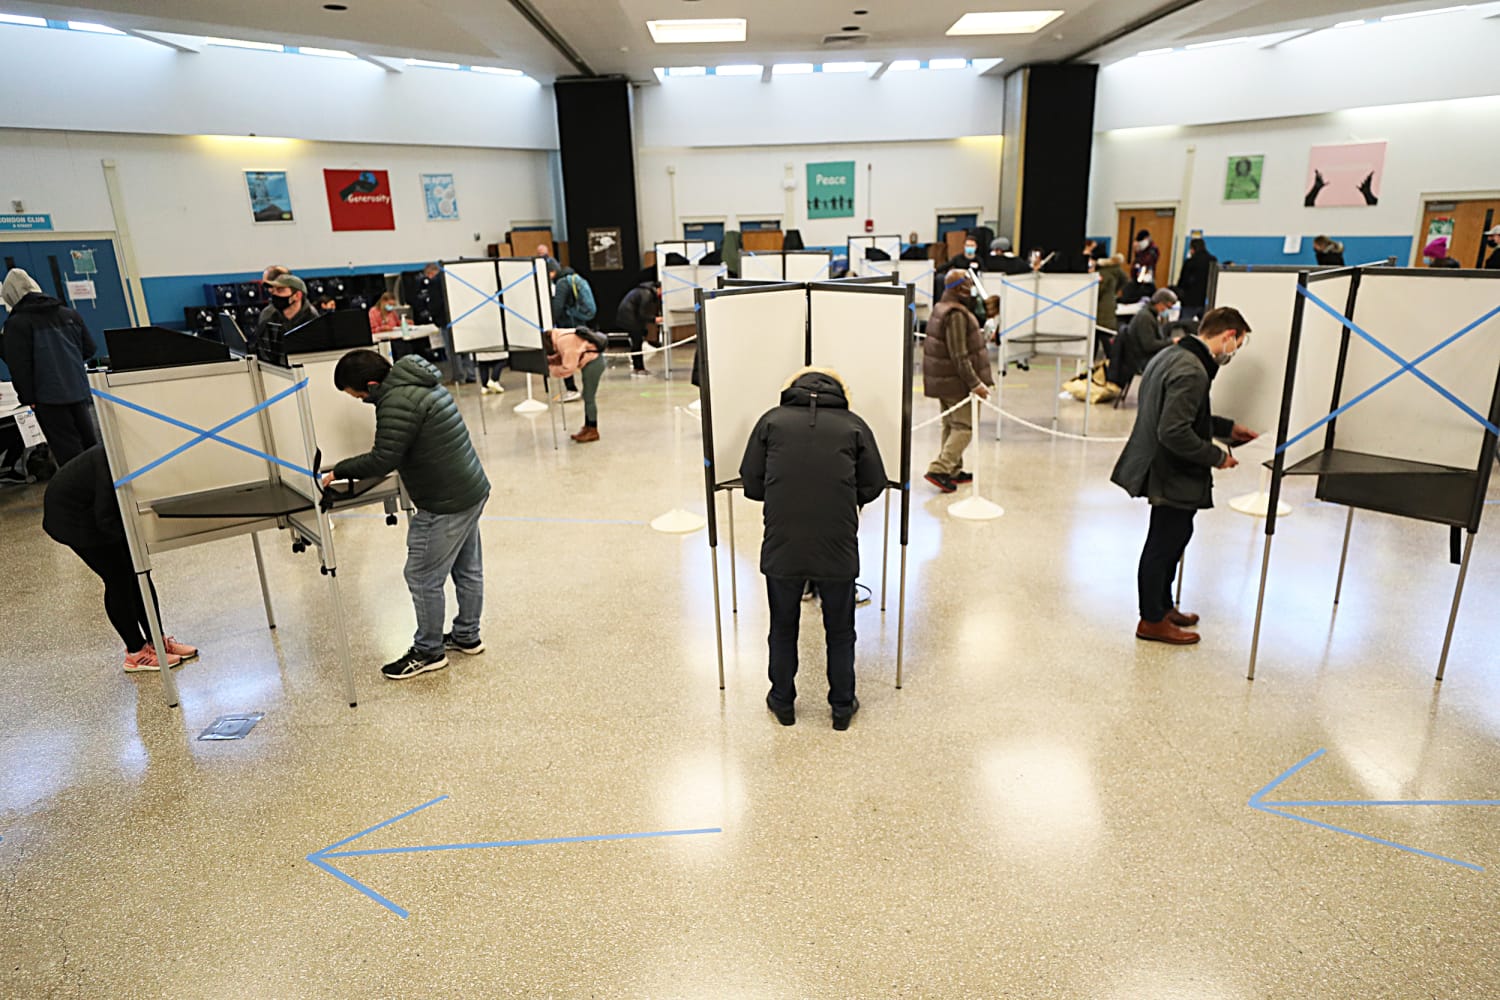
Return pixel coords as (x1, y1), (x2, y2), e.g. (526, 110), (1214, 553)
(1098, 261), (1125, 275)
(2, 268), (43, 310)
(553, 265), (576, 278)
(378, 355), (442, 395)
(779, 368), (850, 419)
(1322, 239), (1345, 253)
(12, 292), (63, 313)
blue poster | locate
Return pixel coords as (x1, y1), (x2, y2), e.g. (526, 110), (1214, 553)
(245, 170), (293, 223)
(422, 173), (459, 221)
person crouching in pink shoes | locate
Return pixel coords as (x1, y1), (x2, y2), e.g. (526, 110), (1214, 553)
(42, 445), (197, 672)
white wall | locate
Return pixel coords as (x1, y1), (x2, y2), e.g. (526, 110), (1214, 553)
(637, 138), (1002, 250)
(637, 70), (1004, 149)
(0, 24), (557, 150)
(1089, 95), (1500, 246)
(1095, 9), (1500, 132)
(0, 129), (555, 279)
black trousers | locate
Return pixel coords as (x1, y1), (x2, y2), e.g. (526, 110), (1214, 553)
(765, 576), (857, 711)
(33, 401), (99, 467)
(623, 325), (647, 370)
(1138, 504), (1196, 622)
(71, 542), (159, 652)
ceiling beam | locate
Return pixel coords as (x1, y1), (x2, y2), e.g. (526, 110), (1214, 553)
(1258, 28), (1317, 48)
(122, 29), (200, 53)
(761, 64), (774, 84)
(869, 61), (891, 80)
(1058, 0), (1208, 64)
(507, 0), (594, 77)
(358, 53), (405, 73)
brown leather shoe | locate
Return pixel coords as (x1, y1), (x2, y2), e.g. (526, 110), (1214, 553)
(1136, 618), (1201, 645)
(571, 426), (599, 443)
(1165, 608), (1200, 627)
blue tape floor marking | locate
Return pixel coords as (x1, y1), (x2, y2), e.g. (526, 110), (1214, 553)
(1277, 287), (1500, 455)
(1248, 748), (1491, 872)
(306, 795), (721, 918)
(997, 278), (1100, 338)
(95, 379), (314, 486)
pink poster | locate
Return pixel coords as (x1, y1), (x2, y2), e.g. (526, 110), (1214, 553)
(1304, 142), (1386, 208)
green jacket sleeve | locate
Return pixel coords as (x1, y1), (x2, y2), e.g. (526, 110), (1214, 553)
(332, 394), (424, 481)
(1156, 368), (1223, 468)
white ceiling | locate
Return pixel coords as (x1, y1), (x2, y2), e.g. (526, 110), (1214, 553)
(0, 0), (1480, 79)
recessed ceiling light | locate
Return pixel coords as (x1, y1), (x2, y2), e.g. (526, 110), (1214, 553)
(298, 45), (355, 58)
(853, 8), (869, 14)
(772, 62), (815, 74)
(947, 10), (1064, 35)
(322, 3), (348, 9)
(842, 24), (860, 31)
(822, 60), (875, 73)
(0, 14), (48, 26)
(67, 21), (125, 34)
(647, 18), (747, 44)
(1183, 36), (1248, 49)
(1381, 5), (1467, 20)
(665, 65), (707, 76)
(714, 63), (763, 76)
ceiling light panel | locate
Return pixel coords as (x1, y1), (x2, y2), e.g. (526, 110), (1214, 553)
(821, 60), (875, 73)
(714, 63), (763, 76)
(947, 10), (1064, 35)
(773, 62), (815, 74)
(67, 21), (124, 34)
(647, 18), (747, 44)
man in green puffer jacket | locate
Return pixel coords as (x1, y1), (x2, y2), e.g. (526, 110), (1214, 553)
(325, 351), (490, 681)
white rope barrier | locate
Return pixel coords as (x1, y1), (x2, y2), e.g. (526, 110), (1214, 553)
(978, 395), (1128, 443)
(913, 394), (979, 431)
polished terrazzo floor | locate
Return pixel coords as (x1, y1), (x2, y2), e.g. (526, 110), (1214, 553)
(3, 345), (1499, 999)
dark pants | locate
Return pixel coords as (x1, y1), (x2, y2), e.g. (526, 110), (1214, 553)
(766, 576), (857, 712)
(33, 401), (99, 467)
(477, 359), (505, 384)
(72, 541), (158, 652)
(624, 325), (647, 370)
(1138, 504), (1196, 622)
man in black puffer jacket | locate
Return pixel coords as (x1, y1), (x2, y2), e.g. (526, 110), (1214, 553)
(327, 351), (490, 681)
(1, 268), (99, 465)
(740, 368), (886, 730)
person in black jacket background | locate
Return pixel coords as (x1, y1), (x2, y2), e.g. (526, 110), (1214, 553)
(740, 368), (886, 730)
(1312, 236), (1345, 266)
(42, 445), (198, 672)
(1, 268), (100, 465)
(615, 279), (660, 375)
(1174, 238), (1217, 323)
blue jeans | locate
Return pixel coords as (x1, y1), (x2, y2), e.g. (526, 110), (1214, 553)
(440, 327), (476, 381)
(404, 496), (487, 656)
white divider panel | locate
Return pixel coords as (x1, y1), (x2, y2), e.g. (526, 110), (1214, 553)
(1334, 273), (1500, 470)
(1212, 270), (1302, 439)
(1035, 274), (1099, 358)
(497, 258), (550, 350)
(702, 287), (809, 487)
(661, 264), (698, 315)
(444, 260), (503, 354)
(897, 259), (936, 320)
(260, 363), (317, 501)
(784, 252), (833, 283)
(1280, 274), (1352, 468)
(809, 288), (904, 483)
(847, 235), (902, 276)
(739, 253), (783, 281)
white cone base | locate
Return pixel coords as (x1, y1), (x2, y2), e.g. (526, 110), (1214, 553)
(650, 508), (706, 534)
(948, 495), (1005, 521)
(1229, 491), (1292, 518)
(687, 398), (701, 414)
(513, 398), (548, 415)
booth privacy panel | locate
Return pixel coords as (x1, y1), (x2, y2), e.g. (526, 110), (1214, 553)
(1213, 270), (1302, 438)
(739, 254), (783, 281)
(1330, 272), (1500, 470)
(261, 365), (316, 501)
(444, 260), (504, 355)
(808, 288), (905, 485)
(784, 253), (834, 283)
(701, 287), (809, 488)
(298, 355), (378, 470)
(1280, 274), (1353, 469)
(496, 258), (550, 351)
(846, 235), (902, 276)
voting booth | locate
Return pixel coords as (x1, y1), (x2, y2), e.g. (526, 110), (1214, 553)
(845, 235), (902, 277)
(738, 250), (834, 283)
(90, 326), (412, 710)
(1245, 265), (1500, 681)
(991, 272), (1100, 436)
(655, 241), (717, 377)
(695, 278), (915, 689)
(441, 256), (561, 437)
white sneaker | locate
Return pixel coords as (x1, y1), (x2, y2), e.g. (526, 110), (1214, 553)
(561, 390), (581, 403)
(486, 379), (505, 394)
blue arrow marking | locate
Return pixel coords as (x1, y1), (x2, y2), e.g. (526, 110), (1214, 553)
(1249, 748), (1500, 872)
(306, 795), (722, 918)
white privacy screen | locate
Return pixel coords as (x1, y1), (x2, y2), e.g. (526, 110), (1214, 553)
(1212, 269), (1302, 440)
(299, 355), (378, 477)
(846, 236), (902, 275)
(444, 261), (504, 354)
(808, 288), (904, 485)
(898, 260), (937, 320)
(784, 252), (833, 282)
(739, 254), (783, 281)
(497, 258), (550, 350)
(261, 364), (317, 501)
(1279, 274), (1352, 468)
(1333, 273), (1500, 470)
(701, 287), (809, 487)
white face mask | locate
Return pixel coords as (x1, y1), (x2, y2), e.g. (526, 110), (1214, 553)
(1213, 335), (1243, 366)
(1135, 238), (1150, 251)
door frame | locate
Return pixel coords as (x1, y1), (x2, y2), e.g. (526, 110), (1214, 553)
(1412, 190), (1500, 267)
(0, 230), (139, 326)
(1114, 200), (1182, 285)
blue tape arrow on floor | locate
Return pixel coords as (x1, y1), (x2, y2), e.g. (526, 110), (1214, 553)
(306, 796), (722, 918)
(1249, 748), (1500, 872)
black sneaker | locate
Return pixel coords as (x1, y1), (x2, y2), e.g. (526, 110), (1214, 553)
(444, 633), (485, 655)
(766, 693), (795, 727)
(832, 697), (860, 731)
(924, 471), (957, 494)
(953, 470), (974, 484)
(381, 647), (449, 680)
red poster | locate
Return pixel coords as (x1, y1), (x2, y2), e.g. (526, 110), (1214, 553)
(323, 169), (395, 231)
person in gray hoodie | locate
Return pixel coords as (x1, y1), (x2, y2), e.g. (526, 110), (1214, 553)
(0, 268), (99, 465)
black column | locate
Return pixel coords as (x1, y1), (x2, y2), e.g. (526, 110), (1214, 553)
(553, 76), (641, 325)
(1009, 64), (1098, 261)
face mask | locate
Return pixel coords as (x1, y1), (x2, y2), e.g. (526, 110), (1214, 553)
(1165, 305), (1181, 322)
(272, 294), (294, 309)
(1136, 239), (1150, 251)
(964, 246), (976, 258)
(1214, 337), (1242, 366)
(383, 304), (394, 312)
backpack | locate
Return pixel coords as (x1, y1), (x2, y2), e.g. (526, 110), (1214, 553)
(565, 274), (596, 322)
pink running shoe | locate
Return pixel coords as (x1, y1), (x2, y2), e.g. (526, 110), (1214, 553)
(123, 645), (183, 673)
(162, 636), (199, 661)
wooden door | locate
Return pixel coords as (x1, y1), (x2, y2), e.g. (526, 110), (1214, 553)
(1117, 207), (1176, 287)
(1419, 198), (1500, 268)
(741, 230), (784, 253)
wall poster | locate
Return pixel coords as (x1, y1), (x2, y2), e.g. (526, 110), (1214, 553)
(245, 170), (294, 224)
(1224, 155), (1263, 202)
(323, 169), (395, 231)
(1304, 142), (1386, 208)
(587, 227), (624, 271)
(806, 161), (856, 219)
(422, 173), (459, 221)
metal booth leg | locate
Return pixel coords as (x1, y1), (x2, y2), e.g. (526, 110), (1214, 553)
(1333, 508), (1355, 605)
(251, 531), (277, 629)
(1436, 531), (1476, 682)
(880, 490), (891, 612)
(472, 354), (488, 435)
(325, 566), (359, 707)
(726, 490), (738, 614)
(895, 543), (909, 689)
(709, 543), (725, 690)
(138, 570), (181, 708)
(1247, 535), (1276, 681)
